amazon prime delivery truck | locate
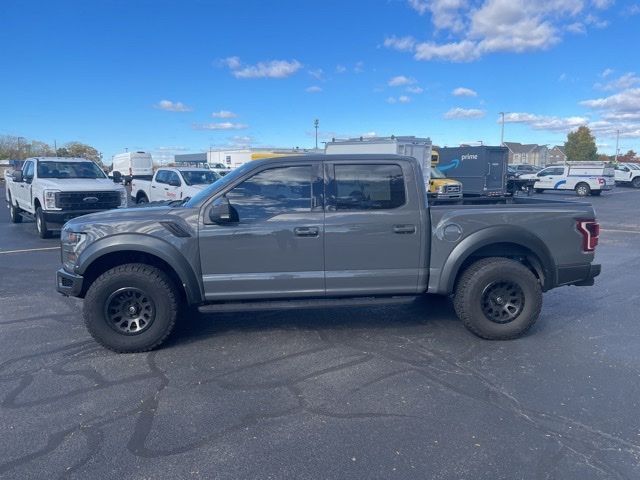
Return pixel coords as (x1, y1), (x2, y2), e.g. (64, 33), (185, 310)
(437, 146), (508, 196)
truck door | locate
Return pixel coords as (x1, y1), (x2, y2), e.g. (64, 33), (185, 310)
(199, 163), (324, 300)
(150, 170), (167, 201)
(324, 160), (422, 295)
(163, 171), (182, 200)
(15, 161), (34, 209)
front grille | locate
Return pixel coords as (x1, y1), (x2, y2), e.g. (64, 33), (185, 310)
(60, 277), (74, 287)
(55, 191), (121, 211)
(446, 184), (461, 193)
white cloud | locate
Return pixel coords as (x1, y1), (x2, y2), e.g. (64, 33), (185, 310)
(383, 36), (417, 52)
(387, 0), (613, 62)
(362, 131), (377, 137)
(601, 68), (614, 77)
(336, 64), (347, 73)
(192, 122), (248, 130)
(354, 61), (365, 73)
(221, 57), (302, 79)
(305, 85), (323, 93)
(388, 75), (416, 87)
(406, 85), (424, 94)
(502, 112), (589, 131)
(211, 110), (237, 118)
(398, 95), (411, 103)
(581, 88), (640, 112)
(229, 135), (253, 146)
(626, 4), (640, 15)
(308, 68), (325, 81)
(444, 107), (485, 119)
(386, 97), (397, 104)
(154, 100), (193, 112)
(595, 73), (640, 91)
(452, 87), (477, 97)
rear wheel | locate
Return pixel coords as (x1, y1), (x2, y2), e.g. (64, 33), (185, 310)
(137, 195), (148, 204)
(8, 194), (23, 223)
(632, 177), (640, 189)
(83, 263), (179, 352)
(453, 257), (542, 340)
(575, 183), (590, 197)
(35, 207), (52, 238)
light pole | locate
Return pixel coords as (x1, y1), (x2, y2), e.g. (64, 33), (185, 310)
(314, 119), (319, 150)
(615, 129), (620, 162)
(499, 112), (508, 145)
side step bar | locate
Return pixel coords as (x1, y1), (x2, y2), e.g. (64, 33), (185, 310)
(198, 295), (418, 314)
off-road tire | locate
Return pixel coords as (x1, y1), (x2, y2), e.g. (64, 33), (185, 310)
(83, 263), (179, 353)
(575, 183), (591, 197)
(35, 207), (52, 238)
(453, 257), (542, 340)
(8, 194), (23, 223)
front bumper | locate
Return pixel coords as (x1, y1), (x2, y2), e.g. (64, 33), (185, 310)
(557, 263), (601, 287)
(56, 268), (84, 297)
(44, 209), (110, 226)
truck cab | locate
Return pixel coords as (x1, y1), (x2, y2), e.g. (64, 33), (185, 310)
(5, 157), (127, 238)
(131, 168), (220, 204)
(614, 163), (640, 188)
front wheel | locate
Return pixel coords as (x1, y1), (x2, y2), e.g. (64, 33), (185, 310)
(453, 257), (542, 340)
(83, 264), (180, 352)
(575, 183), (591, 197)
(137, 195), (148, 204)
(35, 207), (52, 238)
(8, 194), (23, 223)
(632, 177), (640, 189)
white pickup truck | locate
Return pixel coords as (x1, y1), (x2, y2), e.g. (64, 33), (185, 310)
(5, 157), (127, 238)
(131, 167), (220, 204)
(520, 162), (615, 196)
(614, 163), (640, 188)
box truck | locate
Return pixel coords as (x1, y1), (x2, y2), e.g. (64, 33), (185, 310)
(437, 146), (508, 196)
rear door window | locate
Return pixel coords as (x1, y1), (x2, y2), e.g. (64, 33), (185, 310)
(333, 164), (406, 210)
(155, 170), (168, 184)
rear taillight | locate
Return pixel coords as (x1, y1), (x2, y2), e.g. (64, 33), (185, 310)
(598, 178), (605, 185)
(577, 219), (600, 252)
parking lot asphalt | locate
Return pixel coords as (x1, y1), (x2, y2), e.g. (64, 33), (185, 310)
(1, 185), (639, 479)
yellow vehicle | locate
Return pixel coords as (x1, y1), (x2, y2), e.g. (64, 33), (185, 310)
(429, 166), (462, 198)
(429, 148), (462, 197)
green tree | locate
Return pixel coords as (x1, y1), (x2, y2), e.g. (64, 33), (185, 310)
(58, 141), (103, 166)
(564, 126), (598, 161)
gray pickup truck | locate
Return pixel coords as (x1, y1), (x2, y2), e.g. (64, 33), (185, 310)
(56, 154), (601, 352)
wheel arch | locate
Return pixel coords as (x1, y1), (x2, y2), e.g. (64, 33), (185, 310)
(77, 235), (203, 305)
(436, 225), (556, 295)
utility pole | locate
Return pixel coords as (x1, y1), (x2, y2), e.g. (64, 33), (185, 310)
(314, 119), (319, 150)
(615, 129), (620, 162)
(54, 140), (57, 157)
(499, 112), (506, 145)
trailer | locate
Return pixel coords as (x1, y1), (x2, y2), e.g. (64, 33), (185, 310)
(437, 146), (508, 196)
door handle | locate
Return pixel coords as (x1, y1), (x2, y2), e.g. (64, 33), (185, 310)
(393, 224), (416, 234)
(151, 185), (156, 188)
(164, 188), (169, 191)
(294, 226), (319, 237)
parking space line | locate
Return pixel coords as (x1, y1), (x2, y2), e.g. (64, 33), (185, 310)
(0, 246), (60, 255)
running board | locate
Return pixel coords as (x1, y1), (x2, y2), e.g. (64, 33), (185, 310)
(198, 295), (418, 313)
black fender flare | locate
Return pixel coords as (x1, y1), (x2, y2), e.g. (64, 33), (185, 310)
(76, 234), (203, 304)
(436, 225), (557, 294)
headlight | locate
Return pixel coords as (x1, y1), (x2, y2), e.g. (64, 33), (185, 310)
(61, 230), (87, 272)
(43, 190), (61, 210)
(437, 185), (447, 193)
(119, 189), (128, 208)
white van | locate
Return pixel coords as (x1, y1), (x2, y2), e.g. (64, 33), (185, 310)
(111, 151), (154, 184)
(521, 162), (615, 196)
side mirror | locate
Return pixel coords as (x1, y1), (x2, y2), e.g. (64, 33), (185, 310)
(112, 171), (122, 183)
(168, 178), (181, 187)
(12, 171), (23, 182)
(208, 197), (237, 224)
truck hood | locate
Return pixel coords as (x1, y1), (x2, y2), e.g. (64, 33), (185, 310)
(38, 178), (125, 192)
(64, 206), (176, 232)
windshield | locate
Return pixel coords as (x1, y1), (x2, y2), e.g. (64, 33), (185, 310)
(181, 170), (220, 186)
(38, 161), (107, 179)
(626, 163), (640, 170)
(430, 167), (446, 179)
(184, 161), (255, 207)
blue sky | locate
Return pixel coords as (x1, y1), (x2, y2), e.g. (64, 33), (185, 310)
(1, 0), (639, 164)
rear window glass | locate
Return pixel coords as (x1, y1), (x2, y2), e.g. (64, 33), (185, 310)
(334, 164), (406, 210)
